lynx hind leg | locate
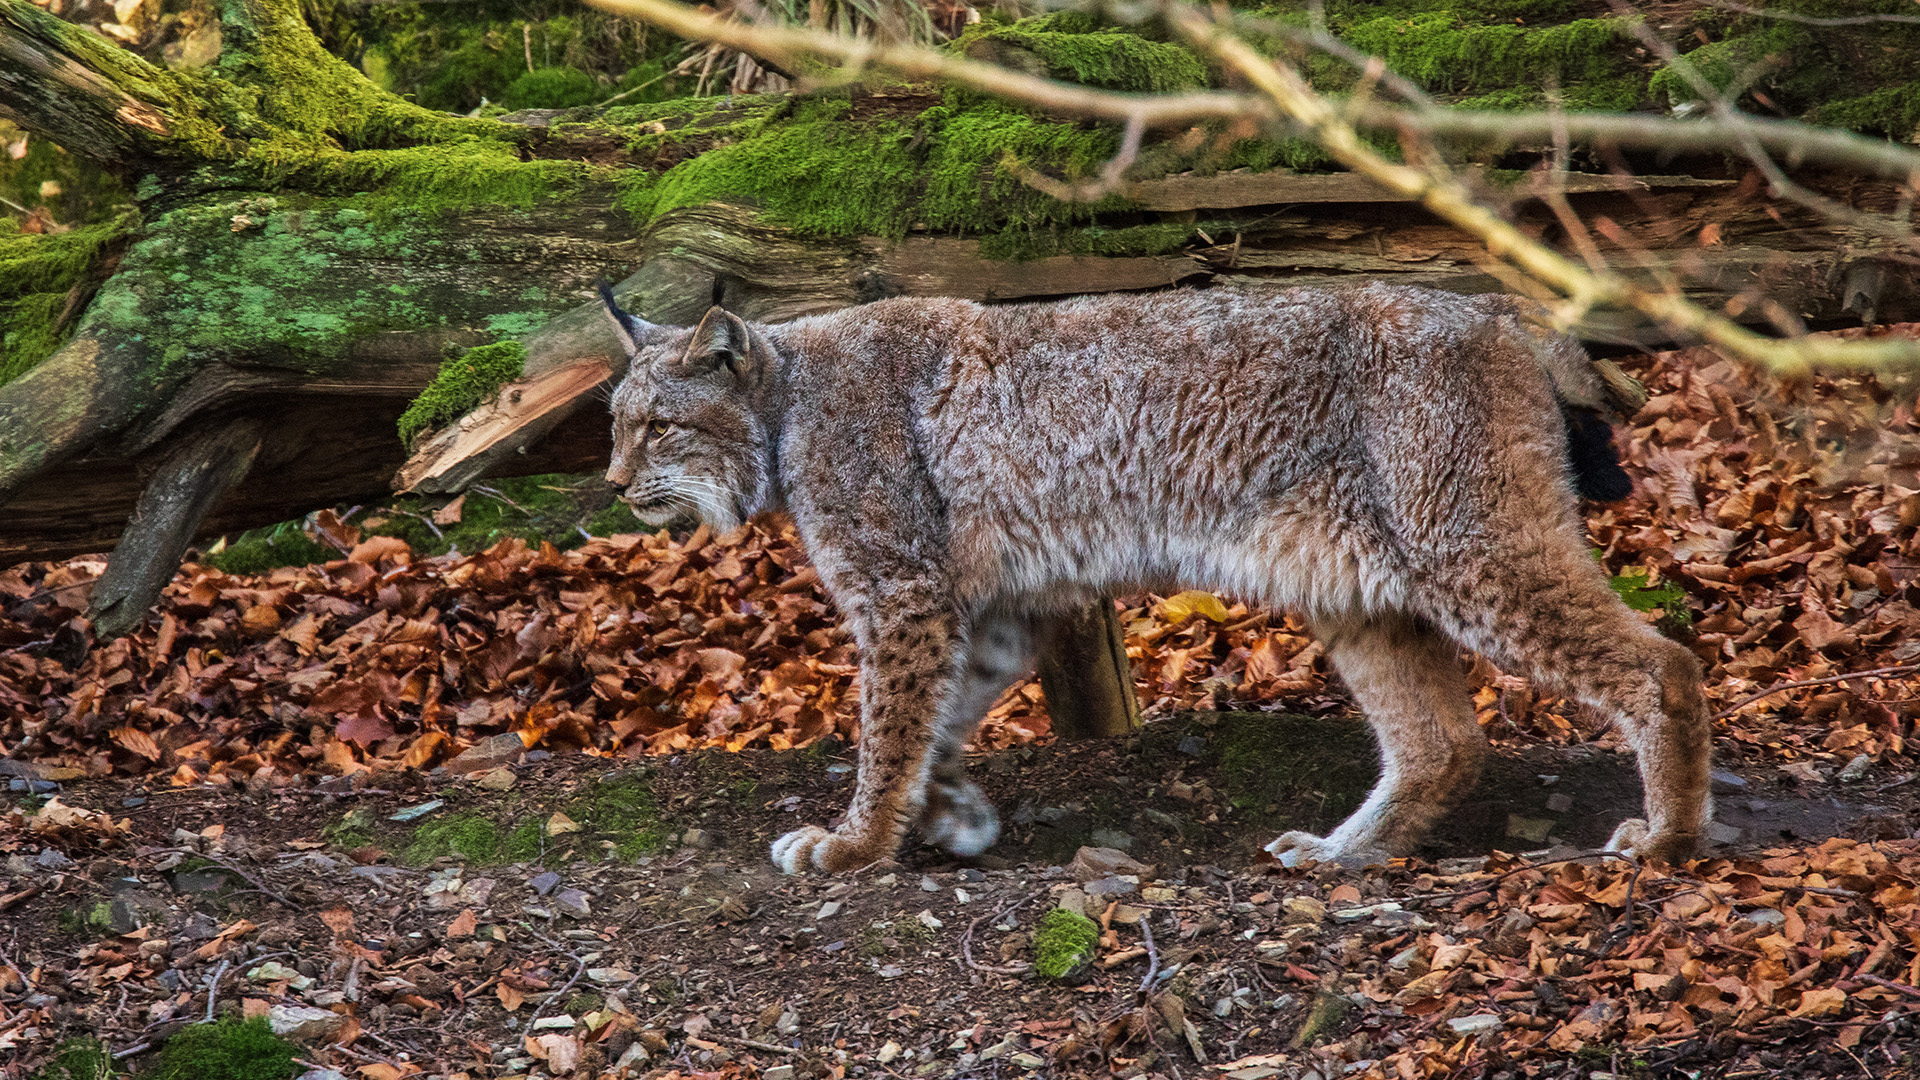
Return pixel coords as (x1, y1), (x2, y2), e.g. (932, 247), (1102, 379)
(1435, 542), (1712, 865)
(919, 616), (1033, 857)
(1266, 614), (1485, 868)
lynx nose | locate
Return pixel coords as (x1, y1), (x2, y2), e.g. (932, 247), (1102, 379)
(606, 459), (634, 487)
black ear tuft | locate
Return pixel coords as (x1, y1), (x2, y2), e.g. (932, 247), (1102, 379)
(598, 280), (656, 356)
(1562, 404), (1633, 502)
(710, 276), (728, 309)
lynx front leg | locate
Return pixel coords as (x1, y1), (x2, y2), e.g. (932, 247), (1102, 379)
(772, 597), (963, 874)
(1267, 614), (1484, 868)
(919, 615), (1032, 857)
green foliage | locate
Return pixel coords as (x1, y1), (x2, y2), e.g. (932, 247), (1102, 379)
(322, 807), (378, 851)
(397, 340), (528, 449)
(570, 775), (669, 861)
(918, 101), (1126, 237)
(1032, 908), (1100, 978)
(28, 1037), (112, 1080)
(0, 218), (129, 386)
(1608, 566), (1693, 630)
(146, 1018), (299, 1080)
(504, 67), (603, 111)
(1810, 83), (1920, 140)
(1649, 24), (1808, 106)
(203, 521), (337, 575)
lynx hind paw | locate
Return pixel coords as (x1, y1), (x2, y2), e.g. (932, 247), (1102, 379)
(921, 781), (1000, 857)
(1265, 830), (1387, 870)
(771, 825), (835, 875)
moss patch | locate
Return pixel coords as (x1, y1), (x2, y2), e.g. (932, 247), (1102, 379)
(1207, 714), (1378, 835)
(1032, 908), (1100, 978)
(0, 218), (130, 386)
(146, 1018), (299, 1080)
(563, 774), (669, 862)
(1608, 565), (1692, 631)
(397, 339), (528, 449)
(406, 812), (507, 864)
(28, 1038), (111, 1080)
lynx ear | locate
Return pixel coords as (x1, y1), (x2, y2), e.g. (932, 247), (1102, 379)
(673, 305), (753, 379)
(598, 281), (657, 357)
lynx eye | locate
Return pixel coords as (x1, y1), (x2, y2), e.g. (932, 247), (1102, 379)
(647, 420), (672, 437)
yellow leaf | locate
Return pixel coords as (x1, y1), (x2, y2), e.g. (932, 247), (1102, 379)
(547, 811), (582, 836)
(1793, 987), (1846, 1017)
(1155, 590), (1229, 624)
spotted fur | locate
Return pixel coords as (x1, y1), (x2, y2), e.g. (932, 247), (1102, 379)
(601, 283), (1712, 874)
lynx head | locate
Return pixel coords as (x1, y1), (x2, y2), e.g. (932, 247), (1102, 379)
(601, 284), (775, 532)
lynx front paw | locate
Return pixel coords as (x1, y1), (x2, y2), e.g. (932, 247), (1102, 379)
(920, 779), (1000, 857)
(770, 825), (886, 874)
(1265, 830), (1388, 870)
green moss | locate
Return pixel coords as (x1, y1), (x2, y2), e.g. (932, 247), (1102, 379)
(321, 807), (378, 851)
(1210, 713), (1377, 831)
(397, 340), (528, 449)
(0, 121), (130, 227)
(624, 98), (922, 238)
(1649, 24), (1809, 106)
(919, 101), (1126, 237)
(1608, 565), (1692, 630)
(28, 1037), (111, 1080)
(504, 67), (603, 110)
(0, 218), (130, 386)
(564, 991), (606, 1015)
(955, 21), (1209, 93)
(504, 819), (548, 862)
(566, 774), (668, 861)
(1810, 83), (1920, 139)
(147, 1018), (299, 1080)
(1341, 14), (1629, 95)
(1032, 908), (1100, 978)
(406, 812), (505, 864)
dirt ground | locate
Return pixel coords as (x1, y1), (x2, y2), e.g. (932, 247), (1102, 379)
(2, 710), (1918, 1080)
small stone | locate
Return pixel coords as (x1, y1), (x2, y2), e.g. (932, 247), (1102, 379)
(1331, 901), (1400, 923)
(34, 848), (74, 870)
(587, 967), (638, 984)
(1281, 896), (1326, 924)
(552, 888), (591, 919)
(530, 871), (561, 896)
(1839, 754), (1872, 783)
(874, 874), (897, 886)
(269, 1004), (348, 1040)
(1054, 889), (1091, 916)
(680, 828), (714, 848)
(1741, 907), (1786, 928)
(1176, 735), (1208, 757)
(1709, 769), (1750, 794)
(532, 1015), (576, 1030)
(1707, 820), (1744, 845)
(1372, 908), (1436, 930)
(1083, 875), (1138, 898)
(763, 1067), (795, 1080)
(1213, 997), (1233, 1017)
(1544, 793), (1573, 813)
(1506, 814), (1556, 843)
(1387, 944), (1421, 970)
(1067, 846), (1153, 882)
(920, 876), (940, 892)
(296, 1070), (351, 1080)
(1110, 903), (1148, 924)
(816, 901), (843, 920)
(1447, 1014), (1502, 1036)
(445, 733), (526, 774)
(916, 910), (943, 930)
(954, 888), (972, 904)
(1140, 886), (1177, 903)
(476, 767), (517, 791)
(388, 799), (444, 822)
(1088, 828), (1134, 851)
(957, 868), (986, 882)
(876, 1041), (903, 1064)
(1011, 1052), (1046, 1069)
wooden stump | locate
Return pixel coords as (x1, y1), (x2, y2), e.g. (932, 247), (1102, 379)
(1036, 600), (1143, 740)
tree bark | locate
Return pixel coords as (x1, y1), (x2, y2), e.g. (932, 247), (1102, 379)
(1036, 602), (1143, 740)
(87, 417), (264, 638)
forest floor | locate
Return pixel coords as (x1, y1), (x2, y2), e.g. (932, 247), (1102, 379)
(1, 713), (1919, 1080)
(1, 336), (1919, 1080)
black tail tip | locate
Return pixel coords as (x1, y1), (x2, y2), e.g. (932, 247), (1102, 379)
(1563, 404), (1634, 503)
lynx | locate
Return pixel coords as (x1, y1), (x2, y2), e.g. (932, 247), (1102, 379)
(599, 282), (1712, 874)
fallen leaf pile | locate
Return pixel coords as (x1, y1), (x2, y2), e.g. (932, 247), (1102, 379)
(1, 329), (1917, 784)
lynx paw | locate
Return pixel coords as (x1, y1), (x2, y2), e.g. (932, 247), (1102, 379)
(1603, 819), (1700, 864)
(920, 779), (999, 857)
(770, 825), (882, 874)
(1265, 830), (1388, 870)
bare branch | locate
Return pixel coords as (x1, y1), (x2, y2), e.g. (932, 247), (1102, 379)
(1701, 0), (1920, 26)
(585, 0), (1920, 372)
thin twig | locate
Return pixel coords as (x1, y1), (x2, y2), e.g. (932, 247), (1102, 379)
(1860, 974), (1920, 1000)
(960, 892), (1040, 975)
(706, 1033), (803, 1056)
(147, 847), (298, 908)
(203, 958), (231, 1023)
(1137, 915), (1159, 994)
(1710, 664), (1920, 721)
